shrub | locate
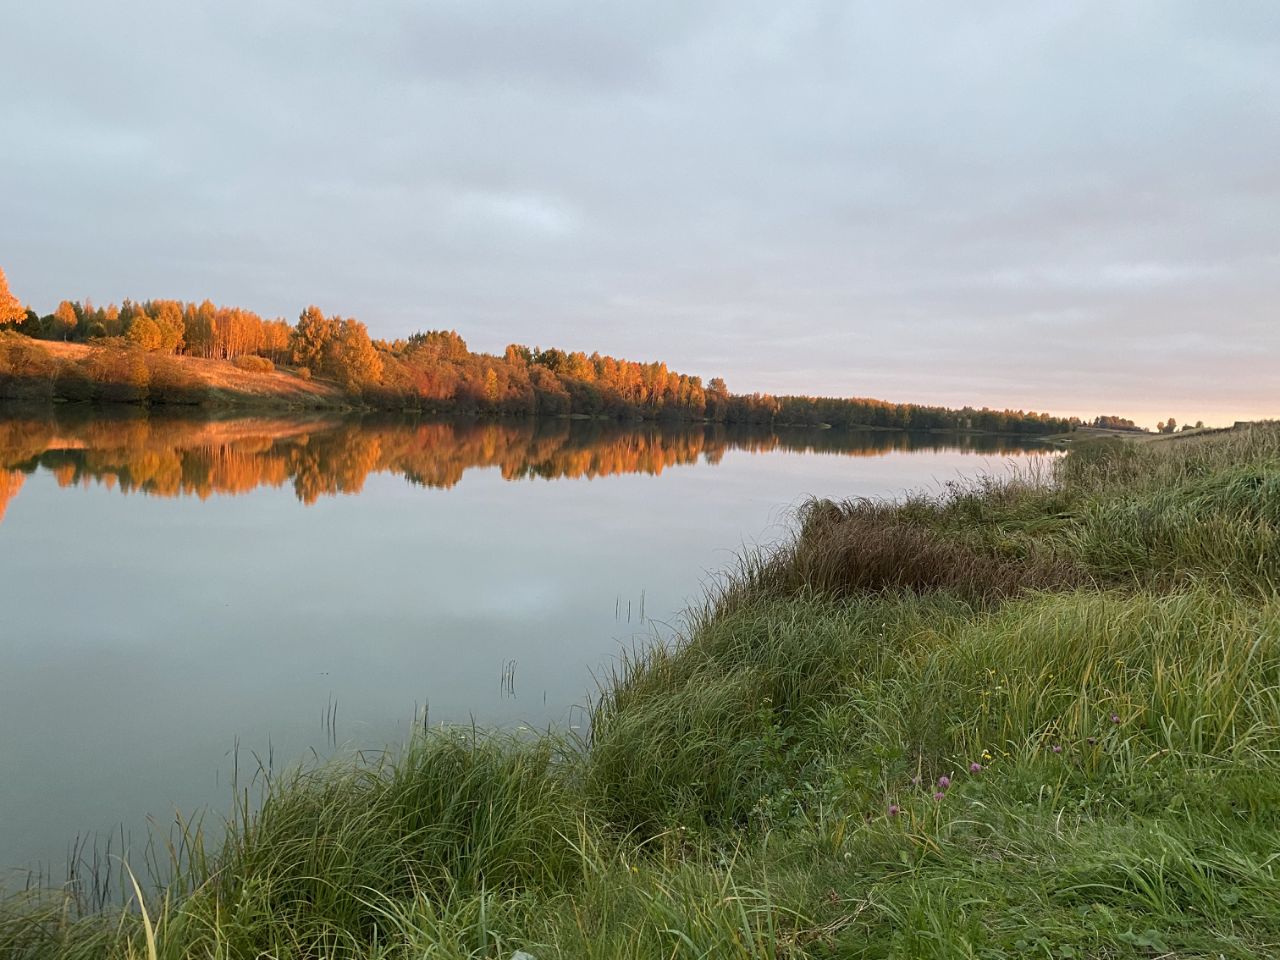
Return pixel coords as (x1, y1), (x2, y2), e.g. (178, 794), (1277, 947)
(232, 354), (275, 373)
(125, 316), (165, 351)
(81, 347), (148, 402)
(148, 355), (204, 404)
(0, 335), (58, 400)
(53, 359), (95, 401)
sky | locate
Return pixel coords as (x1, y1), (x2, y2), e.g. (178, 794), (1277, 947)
(3, 1), (1277, 427)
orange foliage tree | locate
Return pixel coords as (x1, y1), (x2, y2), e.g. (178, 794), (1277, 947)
(0, 267), (24, 327)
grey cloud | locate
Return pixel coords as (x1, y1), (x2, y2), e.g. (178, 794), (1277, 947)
(2, 0), (1277, 426)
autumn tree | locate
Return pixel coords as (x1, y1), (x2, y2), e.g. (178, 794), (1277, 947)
(119, 299), (144, 332)
(289, 306), (338, 372)
(147, 300), (186, 352)
(126, 316), (165, 351)
(211, 306), (263, 358)
(324, 318), (383, 389)
(53, 301), (78, 340)
(0, 267), (25, 327)
(261, 319), (292, 363)
(407, 330), (469, 362)
(534, 347), (567, 373)
(182, 300), (217, 357)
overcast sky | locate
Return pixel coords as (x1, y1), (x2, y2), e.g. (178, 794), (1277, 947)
(4, 1), (1277, 425)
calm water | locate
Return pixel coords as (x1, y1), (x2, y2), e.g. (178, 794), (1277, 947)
(0, 410), (1047, 879)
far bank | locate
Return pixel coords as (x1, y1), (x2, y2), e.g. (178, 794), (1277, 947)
(1, 333), (1076, 437)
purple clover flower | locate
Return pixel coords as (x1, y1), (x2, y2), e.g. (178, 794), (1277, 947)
(969, 762), (982, 774)
(937, 776), (951, 789)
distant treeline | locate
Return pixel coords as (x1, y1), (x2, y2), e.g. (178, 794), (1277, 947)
(1, 276), (1083, 434)
(1090, 415), (1145, 432)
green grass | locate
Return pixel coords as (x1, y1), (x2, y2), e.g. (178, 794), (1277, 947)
(4, 424), (1280, 958)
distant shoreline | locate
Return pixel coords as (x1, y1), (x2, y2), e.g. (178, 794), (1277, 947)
(0, 335), (1069, 438)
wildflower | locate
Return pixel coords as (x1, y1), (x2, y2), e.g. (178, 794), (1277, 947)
(1111, 714), (1121, 724)
(937, 776), (951, 789)
(1051, 744), (1062, 754)
(933, 791), (945, 801)
(982, 751), (992, 761)
(969, 762), (982, 774)
(910, 775), (921, 787)
(888, 804), (900, 817)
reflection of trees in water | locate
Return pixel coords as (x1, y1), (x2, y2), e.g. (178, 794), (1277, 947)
(0, 411), (1048, 516)
(0, 469), (23, 525)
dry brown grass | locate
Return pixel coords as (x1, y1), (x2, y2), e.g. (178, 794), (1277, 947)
(0, 335), (347, 408)
(721, 496), (1086, 608)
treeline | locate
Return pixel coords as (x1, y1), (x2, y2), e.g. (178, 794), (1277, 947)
(0, 270), (1080, 434)
(8, 296), (293, 361)
(1087, 415), (1206, 435)
(1090, 415), (1146, 432)
(737, 395), (1071, 435)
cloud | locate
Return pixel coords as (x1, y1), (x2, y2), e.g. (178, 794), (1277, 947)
(2, 0), (1277, 424)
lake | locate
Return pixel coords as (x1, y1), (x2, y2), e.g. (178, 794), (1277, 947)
(0, 410), (1048, 882)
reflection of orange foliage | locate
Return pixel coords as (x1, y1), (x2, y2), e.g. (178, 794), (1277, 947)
(52, 462), (78, 487)
(0, 469), (23, 525)
(0, 413), (1047, 508)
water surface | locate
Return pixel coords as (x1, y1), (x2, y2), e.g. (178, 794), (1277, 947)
(0, 410), (1046, 879)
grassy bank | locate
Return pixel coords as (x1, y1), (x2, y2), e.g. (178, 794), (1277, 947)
(4, 425), (1279, 958)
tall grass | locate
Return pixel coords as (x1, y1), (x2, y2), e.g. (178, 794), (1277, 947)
(718, 496), (1085, 607)
(588, 588), (1280, 831)
(5, 424), (1280, 957)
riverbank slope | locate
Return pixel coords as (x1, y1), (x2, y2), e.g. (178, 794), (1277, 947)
(0, 336), (348, 408)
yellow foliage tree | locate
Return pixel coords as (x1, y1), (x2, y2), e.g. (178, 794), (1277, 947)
(324, 319), (383, 390)
(53, 301), (78, 340)
(126, 316), (165, 351)
(0, 267), (26, 327)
